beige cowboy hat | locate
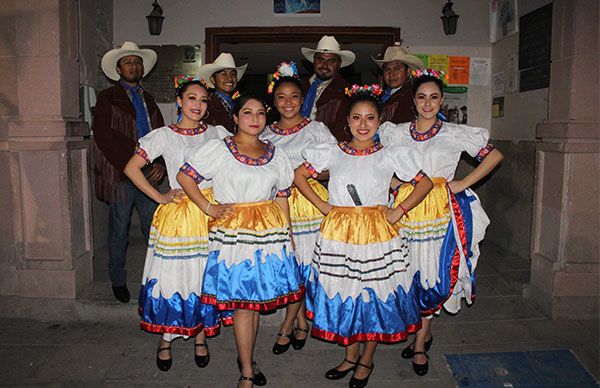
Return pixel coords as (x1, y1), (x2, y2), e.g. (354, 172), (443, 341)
(101, 41), (157, 81)
(301, 35), (356, 68)
(372, 42), (424, 69)
(197, 53), (248, 88)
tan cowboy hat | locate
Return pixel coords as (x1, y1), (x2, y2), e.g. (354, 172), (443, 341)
(197, 53), (248, 88)
(301, 35), (356, 68)
(372, 42), (424, 69)
(101, 41), (157, 81)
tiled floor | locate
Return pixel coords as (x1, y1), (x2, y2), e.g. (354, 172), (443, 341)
(2, 241), (597, 386)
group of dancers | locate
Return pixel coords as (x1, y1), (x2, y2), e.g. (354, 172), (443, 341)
(124, 60), (503, 387)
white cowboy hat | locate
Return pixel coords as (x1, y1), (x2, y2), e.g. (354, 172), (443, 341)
(197, 53), (248, 88)
(372, 42), (424, 69)
(101, 41), (157, 81)
(301, 35), (356, 68)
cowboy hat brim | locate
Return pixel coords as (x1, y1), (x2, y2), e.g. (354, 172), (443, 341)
(301, 48), (356, 68)
(101, 47), (157, 81)
(198, 63), (248, 89)
(372, 54), (424, 70)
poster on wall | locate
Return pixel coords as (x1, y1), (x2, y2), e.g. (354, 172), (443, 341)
(441, 88), (469, 124)
(490, 0), (518, 42)
(469, 57), (491, 86)
(429, 54), (450, 75)
(274, 0), (321, 15)
(492, 96), (504, 118)
(414, 54), (430, 68)
(448, 56), (470, 85)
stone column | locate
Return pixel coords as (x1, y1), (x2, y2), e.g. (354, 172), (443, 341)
(528, 0), (599, 319)
(0, 0), (93, 300)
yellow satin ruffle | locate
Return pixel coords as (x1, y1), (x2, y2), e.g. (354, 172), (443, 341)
(393, 178), (450, 223)
(151, 188), (215, 238)
(289, 178), (328, 221)
(208, 200), (288, 232)
(320, 206), (398, 245)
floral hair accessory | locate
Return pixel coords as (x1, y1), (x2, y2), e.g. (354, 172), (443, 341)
(411, 68), (449, 84)
(232, 91), (241, 100)
(267, 61), (299, 94)
(344, 84), (383, 98)
(174, 75), (208, 90)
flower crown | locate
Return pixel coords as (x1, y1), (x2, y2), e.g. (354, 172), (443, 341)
(267, 61), (299, 94)
(411, 68), (449, 84)
(174, 75), (208, 90)
(344, 84), (383, 98)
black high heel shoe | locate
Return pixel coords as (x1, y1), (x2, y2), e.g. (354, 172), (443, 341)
(238, 375), (254, 387)
(194, 343), (210, 368)
(272, 331), (295, 355)
(401, 335), (433, 359)
(412, 351), (430, 376)
(237, 357), (267, 386)
(292, 326), (309, 350)
(156, 344), (172, 372)
(325, 358), (358, 380)
(349, 362), (374, 388)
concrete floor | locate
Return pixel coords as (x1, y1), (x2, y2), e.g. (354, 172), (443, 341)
(1, 240), (597, 386)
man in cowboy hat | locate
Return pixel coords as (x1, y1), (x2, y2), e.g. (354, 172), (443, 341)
(198, 53), (247, 133)
(300, 35), (356, 141)
(93, 41), (165, 303)
(372, 42), (424, 124)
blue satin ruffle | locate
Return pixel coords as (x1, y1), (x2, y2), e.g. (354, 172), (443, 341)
(202, 245), (304, 310)
(414, 191), (475, 312)
(138, 278), (226, 334)
(306, 273), (421, 344)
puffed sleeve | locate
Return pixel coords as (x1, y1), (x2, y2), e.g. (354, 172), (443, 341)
(385, 145), (427, 184)
(275, 148), (294, 198)
(453, 124), (495, 161)
(301, 142), (334, 177)
(377, 121), (400, 146)
(136, 127), (167, 164)
(311, 121), (337, 144)
(179, 138), (223, 184)
(213, 124), (231, 140)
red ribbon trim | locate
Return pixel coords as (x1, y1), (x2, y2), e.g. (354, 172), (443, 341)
(309, 323), (422, 345)
(201, 286), (305, 312)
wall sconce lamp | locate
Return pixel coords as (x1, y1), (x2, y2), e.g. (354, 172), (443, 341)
(441, 0), (459, 35)
(146, 0), (165, 36)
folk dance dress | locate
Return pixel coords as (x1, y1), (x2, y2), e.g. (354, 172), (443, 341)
(302, 141), (423, 345)
(180, 137), (304, 312)
(137, 124), (231, 338)
(261, 118), (337, 281)
(379, 120), (492, 315)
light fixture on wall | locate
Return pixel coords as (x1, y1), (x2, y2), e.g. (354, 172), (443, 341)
(146, 0), (165, 36)
(441, 0), (459, 35)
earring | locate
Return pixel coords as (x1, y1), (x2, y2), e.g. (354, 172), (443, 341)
(202, 110), (210, 119)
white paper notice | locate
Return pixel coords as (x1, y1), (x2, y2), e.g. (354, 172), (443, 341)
(469, 58), (491, 86)
(492, 71), (505, 97)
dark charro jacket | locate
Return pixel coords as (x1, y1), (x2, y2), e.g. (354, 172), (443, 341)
(92, 82), (164, 202)
(301, 73), (351, 142)
(205, 92), (235, 134)
(380, 80), (415, 124)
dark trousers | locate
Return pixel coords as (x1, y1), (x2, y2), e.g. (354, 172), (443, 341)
(107, 181), (157, 287)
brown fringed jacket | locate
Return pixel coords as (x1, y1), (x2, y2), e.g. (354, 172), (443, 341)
(205, 92), (235, 134)
(380, 80), (415, 124)
(92, 82), (164, 202)
(301, 73), (351, 142)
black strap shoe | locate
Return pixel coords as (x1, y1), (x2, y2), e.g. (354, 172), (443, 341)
(156, 345), (172, 372)
(401, 335), (433, 359)
(237, 358), (267, 386)
(349, 362), (374, 388)
(412, 351), (430, 376)
(292, 326), (309, 350)
(325, 358), (359, 380)
(194, 343), (210, 368)
(272, 331), (295, 355)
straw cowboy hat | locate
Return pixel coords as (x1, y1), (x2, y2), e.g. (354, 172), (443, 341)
(101, 41), (157, 81)
(198, 53), (248, 88)
(301, 35), (356, 68)
(372, 42), (424, 69)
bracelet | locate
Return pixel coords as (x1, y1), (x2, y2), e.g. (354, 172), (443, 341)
(398, 204), (409, 219)
(205, 203), (211, 214)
